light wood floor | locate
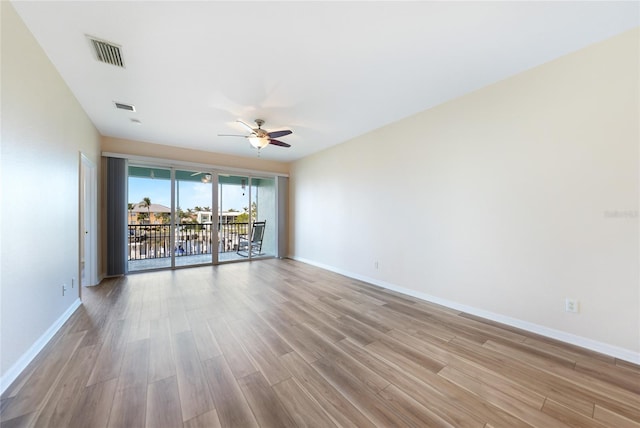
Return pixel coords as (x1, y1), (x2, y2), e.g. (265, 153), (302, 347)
(1, 259), (639, 427)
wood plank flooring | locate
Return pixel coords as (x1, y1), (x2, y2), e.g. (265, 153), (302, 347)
(1, 259), (639, 427)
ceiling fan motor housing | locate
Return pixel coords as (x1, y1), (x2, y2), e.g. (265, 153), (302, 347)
(253, 119), (268, 137)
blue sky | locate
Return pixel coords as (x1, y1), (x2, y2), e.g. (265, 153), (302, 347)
(129, 177), (250, 212)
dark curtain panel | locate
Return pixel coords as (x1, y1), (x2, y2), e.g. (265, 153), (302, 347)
(106, 157), (126, 275)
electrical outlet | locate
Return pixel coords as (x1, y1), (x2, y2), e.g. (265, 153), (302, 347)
(565, 298), (579, 313)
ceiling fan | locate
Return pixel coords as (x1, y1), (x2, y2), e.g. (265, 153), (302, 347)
(189, 171), (212, 182)
(219, 119), (292, 149)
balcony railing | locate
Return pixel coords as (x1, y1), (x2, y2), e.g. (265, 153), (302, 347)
(128, 222), (250, 261)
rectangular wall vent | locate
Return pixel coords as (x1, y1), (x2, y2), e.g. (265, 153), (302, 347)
(114, 102), (135, 112)
(88, 36), (124, 68)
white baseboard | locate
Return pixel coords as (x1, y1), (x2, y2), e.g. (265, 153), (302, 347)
(291, 256), (640, 365)
(0, 299), (82, 395)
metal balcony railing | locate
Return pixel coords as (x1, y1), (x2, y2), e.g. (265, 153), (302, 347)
(128, 222), (250, 261)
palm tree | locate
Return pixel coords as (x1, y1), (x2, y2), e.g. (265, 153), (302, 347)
(128, 203), (134, 224)
(140, 197), (151, 224)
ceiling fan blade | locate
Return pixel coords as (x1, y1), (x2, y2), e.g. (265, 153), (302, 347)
(236, 120), (255, 134)
(269, 139), (291, 148)
(190, 172), (202, 176)
(267, 130), (292, 138)
(218, 134), (247, 138)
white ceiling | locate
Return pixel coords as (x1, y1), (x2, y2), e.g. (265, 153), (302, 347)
(11, 1), (639, 162)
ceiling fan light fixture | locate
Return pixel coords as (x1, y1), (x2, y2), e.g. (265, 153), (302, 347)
(249, 136), (270, 149)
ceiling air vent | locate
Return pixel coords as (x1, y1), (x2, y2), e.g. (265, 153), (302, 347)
(114, 102), (136, 112)
(88, 36), (124, 68)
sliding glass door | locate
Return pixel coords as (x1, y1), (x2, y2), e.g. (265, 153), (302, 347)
(127, 164), (279, 271)
(175, 170), (215, 267)
(127, 166), (172, 272)
(217, 175), (276, 262)
(218, 175), (250, 262)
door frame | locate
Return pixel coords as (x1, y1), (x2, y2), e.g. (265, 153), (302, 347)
(121, 156), (285, 271)
(80, 153), (98, 288)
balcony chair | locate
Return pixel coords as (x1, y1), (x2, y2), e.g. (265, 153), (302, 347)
(237, 221), (266, 257)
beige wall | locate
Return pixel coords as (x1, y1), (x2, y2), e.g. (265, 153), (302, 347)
(290, 29), (639, 360)
(102, 136), (290, 175)
(1, 2), (101, 384)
